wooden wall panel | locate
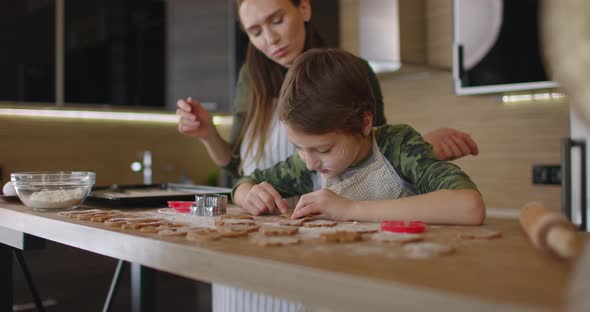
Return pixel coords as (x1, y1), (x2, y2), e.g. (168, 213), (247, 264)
(426, 0), (453, 69)
(0, 114), (228, 187)
(379, 67), (568, 209)
(398, 0), (427, 65)
(339, 0), (359, 55)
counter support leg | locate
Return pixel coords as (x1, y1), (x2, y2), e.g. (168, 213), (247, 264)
(131, 263), (156, 312)
(14, 250), (45, 312)
(1, 243), (13, 312)
(102, 259), (127, 312)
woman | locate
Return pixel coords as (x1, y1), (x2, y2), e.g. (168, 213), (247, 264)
(177, 1), (479, 311)
(177, 0), (478, 182)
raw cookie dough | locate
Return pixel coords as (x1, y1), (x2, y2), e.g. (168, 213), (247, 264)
(260, 226), (299, 236)
(458, 229), (502, 240)
(370, 232), (424, 244)
(403, 242), (455, 259)
(251, 234), (301, 247)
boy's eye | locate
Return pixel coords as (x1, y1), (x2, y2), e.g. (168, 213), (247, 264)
(318, 149), (331, 154)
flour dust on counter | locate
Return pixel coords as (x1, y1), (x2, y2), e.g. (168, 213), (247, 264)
(56, 208), (507, 260)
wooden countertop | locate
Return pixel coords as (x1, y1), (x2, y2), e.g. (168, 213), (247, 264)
(0, 202), (586, 312)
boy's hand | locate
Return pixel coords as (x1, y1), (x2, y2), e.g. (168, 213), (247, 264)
(292, 189), (353, 221)
(236, 182), (288, 216)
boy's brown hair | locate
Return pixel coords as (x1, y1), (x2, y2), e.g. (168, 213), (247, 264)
(278, 48), (376, 135)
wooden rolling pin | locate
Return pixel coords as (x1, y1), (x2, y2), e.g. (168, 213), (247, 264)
(520, 202), (581, 260)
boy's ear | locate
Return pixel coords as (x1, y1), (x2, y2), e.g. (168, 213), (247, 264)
(362, 112), (373, 136)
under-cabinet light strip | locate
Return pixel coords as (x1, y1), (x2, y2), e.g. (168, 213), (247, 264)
(0, 108), (232, 126)
(501, 92), (566, 104)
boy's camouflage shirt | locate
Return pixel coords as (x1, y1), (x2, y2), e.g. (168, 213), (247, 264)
(233, 125), (478, 198)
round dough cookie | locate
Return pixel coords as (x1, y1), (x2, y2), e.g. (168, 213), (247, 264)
(403, 242), (455, 259)
(214, 219), (256, 226)
(122, 221), (163, 230)
(370, 232), (424, 244)
(260, 226), (299, 236)
(219, 214), (254, 220)
(458, 229), (502, 240)
(216, 224), (261, 237)
(187, 228), (222, 241)
(139, 226), (160, 233)
(157, 227), (194, 236)
(320, 231), (363, 243)
(340, 224), (380, 234)
(302, 220), (337, 228)
(251, 234), (301, 247)
(278, 219), (306, 226)
(91, 213), (127, 222)
(104, 220), (127, 227)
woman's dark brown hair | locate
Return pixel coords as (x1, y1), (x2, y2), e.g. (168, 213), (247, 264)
(234, 0), (324, 163)
(278, 48), (376, 135)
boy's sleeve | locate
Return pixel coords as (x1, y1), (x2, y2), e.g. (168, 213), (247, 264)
(232, 153), (314, 199)
(381, 125), (478, 193)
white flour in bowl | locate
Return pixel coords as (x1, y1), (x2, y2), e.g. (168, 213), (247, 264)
(27, 188), (86, 209)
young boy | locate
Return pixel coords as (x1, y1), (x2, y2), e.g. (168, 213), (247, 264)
(233, 48), (485, 224)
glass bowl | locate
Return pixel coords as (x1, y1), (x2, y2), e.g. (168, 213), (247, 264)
(11, 171), (96, 211)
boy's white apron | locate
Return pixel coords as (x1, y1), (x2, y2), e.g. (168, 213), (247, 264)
(322, 131), (415, 200)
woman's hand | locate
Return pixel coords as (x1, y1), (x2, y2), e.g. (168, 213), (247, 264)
(235, 182), (289, 216)
(176, 97), (214, 141)
(292, 189), (354, 221)
(424, 128), (479, 161)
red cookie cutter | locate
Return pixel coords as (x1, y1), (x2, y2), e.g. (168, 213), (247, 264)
(167, 201), (194, 213)
(380, 221), (426, 233)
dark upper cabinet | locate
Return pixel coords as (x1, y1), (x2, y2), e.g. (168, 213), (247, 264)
(1, 0), (338, 112)
(65, 0), (165, 107)
(0, 1), (55, 103)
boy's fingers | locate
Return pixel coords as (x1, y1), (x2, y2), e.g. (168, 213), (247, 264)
(277, 199), (289, 213)
(258, 182), (285, 209)
(292, 194), (314, 218)
(245, 204), (263, 216)
(292, 203), (318, 219)
(245, 197), (265, 215)
(257, 191), (278, 214)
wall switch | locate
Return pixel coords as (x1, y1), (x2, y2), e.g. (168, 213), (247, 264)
(532, 165), (561, 185)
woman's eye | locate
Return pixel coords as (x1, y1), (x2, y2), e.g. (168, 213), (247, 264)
(272, 17), (283, 24)
(318, 149), (331, 154)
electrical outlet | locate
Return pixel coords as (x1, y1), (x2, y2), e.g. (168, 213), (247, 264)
(532, 165), (561, 185)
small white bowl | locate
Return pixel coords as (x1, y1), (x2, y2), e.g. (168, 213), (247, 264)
(11, 172), (96, 212)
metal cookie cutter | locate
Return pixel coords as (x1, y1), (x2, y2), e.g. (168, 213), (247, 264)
(190, 194), (227, 217)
